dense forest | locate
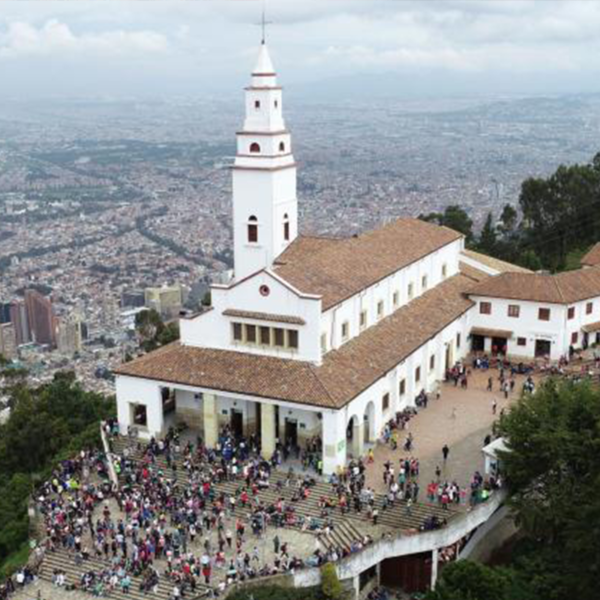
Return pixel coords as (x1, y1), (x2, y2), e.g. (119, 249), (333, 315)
(421, 152), (600, 272)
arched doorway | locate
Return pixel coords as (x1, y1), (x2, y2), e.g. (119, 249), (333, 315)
(346, 415), (363, 460)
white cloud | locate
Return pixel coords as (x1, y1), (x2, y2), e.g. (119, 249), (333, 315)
(0, 19), (168, 59)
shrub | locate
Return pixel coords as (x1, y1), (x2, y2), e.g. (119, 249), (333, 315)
(321, 563), (345, 600)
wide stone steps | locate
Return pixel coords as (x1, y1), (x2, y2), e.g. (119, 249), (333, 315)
(40, 548), (210, 600)
(110, 438), (455, 536)
(318, 520), (366, 553)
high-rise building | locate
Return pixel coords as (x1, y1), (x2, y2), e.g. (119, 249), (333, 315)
(101, 294), (120, 330)
(121, 290), (146, 309)
(0, 302), (11, 324)
(56, 314), (83, 356)
(144, 285), (183, 319)
(24, 289), (57, 347)
(0, 322), (17, 360)
(9, 300), (31, 346)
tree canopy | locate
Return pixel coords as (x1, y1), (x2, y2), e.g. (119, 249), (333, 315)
(135, 308), (180, 353)
(420, 205), (474, 243)
(497, 379), (600, 599)
(473, 153), (600, 270)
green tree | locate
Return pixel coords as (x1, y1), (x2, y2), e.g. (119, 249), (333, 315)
(499, 380), (600, 600)
(427, 560), (514, 600)
(201, 291), (212, 307)
(477, 212), (498, 255)
(498, 204), (518, 237)
(519, 160), (600, 270)
(518, 249), (542, 272)
(135, 308), (180, 353)
(320, 563), (344, 600)
(420, 205), (474, 243)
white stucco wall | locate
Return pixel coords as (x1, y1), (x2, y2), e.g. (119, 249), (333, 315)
(116, 375), (164, 436)
(320, 239), (462, 353)
(180, 270), (322, 362)
(293, 490), (506, 588)
(470, 295), (568, 360)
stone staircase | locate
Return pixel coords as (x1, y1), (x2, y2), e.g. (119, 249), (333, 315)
(317, 520), (366, 553)
(110, 437), (456, 544)
(39, 547), (211, 600)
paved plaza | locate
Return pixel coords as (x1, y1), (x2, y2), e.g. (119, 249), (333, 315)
(364, 367), (536, 499)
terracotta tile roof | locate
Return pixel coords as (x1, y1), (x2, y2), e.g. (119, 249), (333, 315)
(115, 342), (336, 408)
(468, 266), (600, 305)
(461, 249), (532, 274)
(459, 262), (489, 282)
(582, 320), (600, 333)
(581, 243), (600, 267)
(554, 267), (600, 303)
(222, 309), (306, 325)
(115, 274), (474, 409)
(273, 219), (462, 311)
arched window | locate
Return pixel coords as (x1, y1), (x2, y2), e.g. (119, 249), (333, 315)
(248, 215), (258, 243)
(283, 213), (290, 241)
(274, 99), (279, 109)
(279, 141), (285, 152)
(254, 100), (260, 109)
(249, 142), (261, 153)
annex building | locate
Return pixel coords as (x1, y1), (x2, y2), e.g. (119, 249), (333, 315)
(115, 43), (600, 474)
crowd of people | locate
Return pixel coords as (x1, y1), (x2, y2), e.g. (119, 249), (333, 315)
(0, 568), (36, 600)
(5, 352), (532, 600)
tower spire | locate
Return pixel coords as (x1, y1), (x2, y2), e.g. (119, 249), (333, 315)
(231, 42), (298, 281)
(258, 1), (271, 45)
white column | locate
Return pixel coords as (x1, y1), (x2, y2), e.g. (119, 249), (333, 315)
(203, 393), (219, 449)
(148, 384), (165, 437)
(430, 548), (439, 590)
(352, 574), (360, 599)
(261, 403), (276, 459)
(322, 410), (346, 475)
(116, 376), (132, 435)
(352, 418), (364, 459)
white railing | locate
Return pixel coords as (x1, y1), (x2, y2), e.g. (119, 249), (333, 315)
(100, 421), (120, 490)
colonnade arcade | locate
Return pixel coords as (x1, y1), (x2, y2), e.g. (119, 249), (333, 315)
(345, 400), (377, 461)
(121, 381), (323, 462)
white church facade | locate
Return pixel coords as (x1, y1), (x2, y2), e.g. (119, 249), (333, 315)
(115, 43), (600, 475)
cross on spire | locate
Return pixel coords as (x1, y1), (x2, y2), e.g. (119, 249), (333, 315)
(258, 2), (272, 45)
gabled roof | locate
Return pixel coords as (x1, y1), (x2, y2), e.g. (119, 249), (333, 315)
(274, 218), (462, 311)
(115, 274), (474, 410)
(468, 266), (600, 305)
(581, 242), (600, 267)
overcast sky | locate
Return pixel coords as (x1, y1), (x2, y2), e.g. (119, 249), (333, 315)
(1, 0), (600, 100)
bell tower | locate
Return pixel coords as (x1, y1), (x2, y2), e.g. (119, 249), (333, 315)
(232, 42), (298, 281)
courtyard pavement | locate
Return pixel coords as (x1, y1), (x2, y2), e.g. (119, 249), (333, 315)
(363, 368), (538, 501)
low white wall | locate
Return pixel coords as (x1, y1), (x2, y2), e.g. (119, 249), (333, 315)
(293, 490), (506, 587)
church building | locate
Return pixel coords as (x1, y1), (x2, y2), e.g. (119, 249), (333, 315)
(114, 43), (600, 474)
